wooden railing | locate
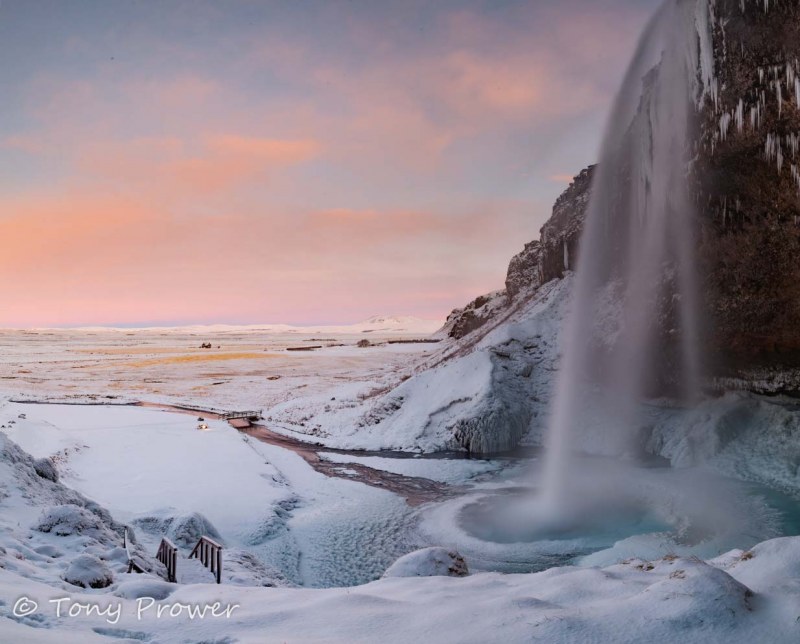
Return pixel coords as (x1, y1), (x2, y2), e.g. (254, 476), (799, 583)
(157, 538), (178, 583)
(189, 536), (223, 584)
(124, 528), (133, 561)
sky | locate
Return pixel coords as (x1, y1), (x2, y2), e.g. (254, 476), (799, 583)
(0, 0), (660, 327)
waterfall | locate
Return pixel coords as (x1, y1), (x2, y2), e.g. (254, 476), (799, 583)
(541, 0), (712, 510)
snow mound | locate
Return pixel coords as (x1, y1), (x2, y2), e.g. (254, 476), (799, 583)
(63, 554), (114, 589)
(0, 433), (163, 588)
(383, 547), (469, 578)
(166, 512), (223, 549)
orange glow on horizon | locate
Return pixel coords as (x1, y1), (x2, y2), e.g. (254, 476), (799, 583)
(0, 1), (653, 327)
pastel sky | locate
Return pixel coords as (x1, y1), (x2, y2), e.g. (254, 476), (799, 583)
(0, 0), (659, 327)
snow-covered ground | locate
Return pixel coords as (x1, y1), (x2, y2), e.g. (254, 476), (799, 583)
(3, 529), (800, 643)
(0, 327), (440, 420)
(2, 405), (800, 644)
(0, 402), (431, 589)
(2, 301), (800, 642)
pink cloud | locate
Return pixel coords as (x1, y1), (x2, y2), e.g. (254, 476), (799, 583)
(72, 134), (320, 197)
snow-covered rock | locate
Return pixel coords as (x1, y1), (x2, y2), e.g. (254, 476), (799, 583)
(382, 547), (469, 578)
(33, 456), (58, 482)
(63, 554), (114, 589)
(36, 504), (115, 542)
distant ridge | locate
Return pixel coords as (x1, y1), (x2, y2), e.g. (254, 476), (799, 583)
(23, 315), (444, 336)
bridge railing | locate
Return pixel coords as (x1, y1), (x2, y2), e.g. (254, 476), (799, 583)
(189, 535), (223, 584)
(220, 410), (262, 421)
(156, 538), (178, 583)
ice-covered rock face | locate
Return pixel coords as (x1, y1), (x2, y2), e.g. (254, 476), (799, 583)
(382, 547), (469, 578)
(33, 457), (58, 482)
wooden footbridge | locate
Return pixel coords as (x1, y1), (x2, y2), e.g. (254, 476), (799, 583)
(126, 529), (224, 585)
(164, 403), (262, 423)
(219, 410), (262, 421)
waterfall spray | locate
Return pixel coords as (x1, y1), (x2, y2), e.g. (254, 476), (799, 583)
(541, 0), (714, 509)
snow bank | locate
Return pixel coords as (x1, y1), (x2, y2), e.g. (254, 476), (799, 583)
(367, 278), (568, 454)
(647, 392), (800, 493)
(318, 452), (502, 484)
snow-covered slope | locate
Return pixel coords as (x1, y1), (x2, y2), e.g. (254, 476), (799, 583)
(267, 277), (570, 453)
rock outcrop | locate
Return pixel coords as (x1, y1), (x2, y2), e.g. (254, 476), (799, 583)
(539, 166), (594, 283)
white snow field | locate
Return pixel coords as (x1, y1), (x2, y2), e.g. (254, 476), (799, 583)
(2, 308), (800, 642)
(1, 400), (800, 642)
(0, 402), (422, 590)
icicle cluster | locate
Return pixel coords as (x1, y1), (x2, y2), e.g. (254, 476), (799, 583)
(699, 0), (800, 222)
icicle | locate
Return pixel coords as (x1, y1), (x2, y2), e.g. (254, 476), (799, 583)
(720, 112), (732, 140)
(695, 0), (718, 109)
(735, 99), (744, 133)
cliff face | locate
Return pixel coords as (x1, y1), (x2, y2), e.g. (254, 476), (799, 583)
(539, 166), (594, 283)
(697, 0), (800, 376)
(444, 166), (595, 340)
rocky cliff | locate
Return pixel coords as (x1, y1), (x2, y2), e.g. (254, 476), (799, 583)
(443, 166), (595, 340)
(448, 1), (800, 394)
(696, 0), (800, 386)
